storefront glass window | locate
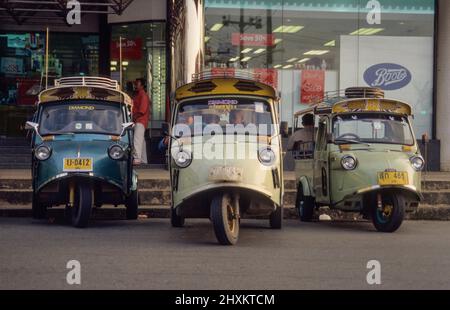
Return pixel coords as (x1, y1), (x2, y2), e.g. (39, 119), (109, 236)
(204, 0), (435, 137)
(0, 32), (99, 137)
(111, 22), (167, 128)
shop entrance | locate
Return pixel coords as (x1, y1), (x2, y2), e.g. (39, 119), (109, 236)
(111, 21), (168, 165)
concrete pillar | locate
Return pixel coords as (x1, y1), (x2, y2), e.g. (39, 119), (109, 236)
(437, 0), (450, 171)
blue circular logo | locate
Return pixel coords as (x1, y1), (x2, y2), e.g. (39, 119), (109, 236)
(363, 63), (412, 91)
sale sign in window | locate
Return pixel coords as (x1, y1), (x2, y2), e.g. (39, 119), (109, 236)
(301, 70), (325, 104)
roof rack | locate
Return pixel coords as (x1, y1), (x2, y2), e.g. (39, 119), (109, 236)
(54, 76), (120, 91)
(310, 87), (385, 106)
(192, 69), (261, 82)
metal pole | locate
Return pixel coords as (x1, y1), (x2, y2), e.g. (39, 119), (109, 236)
(119, 36), (123, 88)
(45, 27), (49, 89)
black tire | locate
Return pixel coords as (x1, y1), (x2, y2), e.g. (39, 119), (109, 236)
(71, 183), (92, 228)
(295, 184), (315, 222)
(372, 192), (405, 233)
(31, 194), (46, 219)
(211, 193), (239, 245)
(171, 207), (185, 227)
(269, 205), (283, 229)
(125, 189), (139, 220)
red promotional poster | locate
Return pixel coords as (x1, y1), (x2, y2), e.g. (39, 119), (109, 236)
(17, 78), (40, 105)
(110, 38), (143, 60)
(254, 68), (278, 89)
(301, 70), (325, 104)
(231, 33), (275, 47)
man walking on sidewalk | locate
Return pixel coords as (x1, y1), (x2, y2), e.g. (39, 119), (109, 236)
(132, 78), (150, 165)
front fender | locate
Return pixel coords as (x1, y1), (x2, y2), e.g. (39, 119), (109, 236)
(336, 184), (423, 205)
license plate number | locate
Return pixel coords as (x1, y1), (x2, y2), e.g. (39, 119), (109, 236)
(208, 166), (243, 182)
(63, 158), (93, 172)
(377, 171), (408, 185)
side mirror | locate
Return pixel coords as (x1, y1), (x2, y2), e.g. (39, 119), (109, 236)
(120, 122), (135, 136)
(25, 121), (39, 131)
(161, 122), (170, 136)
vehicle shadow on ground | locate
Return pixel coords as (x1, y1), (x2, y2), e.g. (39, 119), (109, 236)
(300, 219), (383, 233)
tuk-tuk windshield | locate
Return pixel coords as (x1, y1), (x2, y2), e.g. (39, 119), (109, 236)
(333, 113), (414, 146)
(39, 101), (123, 136)
(175, 97), (274, 136)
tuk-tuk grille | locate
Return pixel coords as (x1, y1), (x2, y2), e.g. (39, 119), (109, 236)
(233, 80), (263, 92)
(188, 81), (217, 93)
(55, 77), (120, 91)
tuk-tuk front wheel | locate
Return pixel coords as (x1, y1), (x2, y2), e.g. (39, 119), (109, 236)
(71, 183), (93, 228)
(171, 207), (185, 227)
(125, 189), (139, 220)
(371, 193), (405, 233)
(211, 193), (239, 245)
(32, 194), (46, 219)
(296, 185), (315, 222)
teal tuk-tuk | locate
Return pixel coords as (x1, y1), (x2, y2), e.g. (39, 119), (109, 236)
(25, 77), (139, 227)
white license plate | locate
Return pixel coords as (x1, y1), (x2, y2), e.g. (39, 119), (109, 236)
(208, 166), (243, 182)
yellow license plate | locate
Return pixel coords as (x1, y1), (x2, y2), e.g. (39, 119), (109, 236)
(63, 158), (93, 172)
(377, 171), (409, 185)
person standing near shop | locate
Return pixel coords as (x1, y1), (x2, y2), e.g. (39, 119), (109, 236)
(132, 78), (150, 165)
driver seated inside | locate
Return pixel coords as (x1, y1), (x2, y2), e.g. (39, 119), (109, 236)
(229, 109), (246, 125)
(288, 113), (315, 152)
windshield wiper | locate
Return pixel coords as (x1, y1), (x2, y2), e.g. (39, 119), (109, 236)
(334, 138), (371, 147)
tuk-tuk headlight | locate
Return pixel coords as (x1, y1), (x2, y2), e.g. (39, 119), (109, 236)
(174, 150), (192, 168)
(35, 145), (52, 161)
(410, 155), (425, 171)
(341, 155), (357, 170)
(108, 145), (125, 160)
(258, 148), (276, 166)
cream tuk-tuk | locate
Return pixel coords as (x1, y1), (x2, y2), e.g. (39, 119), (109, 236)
(167, 71), (284, 245)
(292, 87), (423, 232)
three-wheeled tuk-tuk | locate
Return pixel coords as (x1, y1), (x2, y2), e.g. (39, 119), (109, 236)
(168, 71), (284, 245)
(26, 77), (139, 228)
(293, 87), (423, 232)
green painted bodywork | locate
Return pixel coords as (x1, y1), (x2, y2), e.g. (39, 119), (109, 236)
(34, 135), (133, 193)
(31, 100), (137, 200)
(171, 137), (283, 209)
(170, 96), (284, 216)
(325, 144), (422, 208)
(294, 113), (422, 211)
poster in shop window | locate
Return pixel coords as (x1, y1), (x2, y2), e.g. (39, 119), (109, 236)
(110, 38), (143, 60)
(254, 68), (278, 90)
(300, 70), (325, 104)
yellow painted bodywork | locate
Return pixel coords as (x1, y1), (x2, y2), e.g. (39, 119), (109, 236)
(175, 78), (277, 101)
(39, 86), (132, 106)
(332, 98), (412, 115)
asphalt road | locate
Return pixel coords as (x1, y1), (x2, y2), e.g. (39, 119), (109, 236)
(1, 216), (450, 290)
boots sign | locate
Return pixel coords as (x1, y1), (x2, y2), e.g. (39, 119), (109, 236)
(363, 63), (412, 91)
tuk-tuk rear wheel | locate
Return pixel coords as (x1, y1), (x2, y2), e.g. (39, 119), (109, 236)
(269, 205), (283, 229)
(31, 195), (46, 220)
(71, 183), (93, 228)
(296, 185), (315, 222)
(125, 190), (139, 220)
(371, 193), (405, 233)
(171, 207), (185, 227)
(211, 193), (239, 245)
